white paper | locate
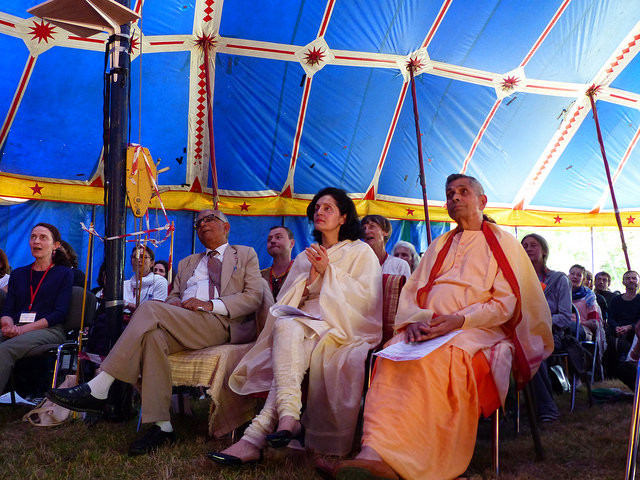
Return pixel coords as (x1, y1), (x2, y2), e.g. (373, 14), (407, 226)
(374, 330), (463, 361)
(0, 391), (37, 406)
(270, 304), (321, 321)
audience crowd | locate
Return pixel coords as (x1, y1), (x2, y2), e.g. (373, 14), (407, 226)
(1, 177), (638, 480)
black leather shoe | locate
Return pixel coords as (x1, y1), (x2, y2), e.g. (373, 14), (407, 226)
(206, 450), (263, 467)
(128, 425), (176, 456)
(265, 425), (305, 448)
(46, 383), (107, 415)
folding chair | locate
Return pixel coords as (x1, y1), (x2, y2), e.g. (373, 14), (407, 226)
(548, 305), (593, 411)
(9, 286), (97, 404)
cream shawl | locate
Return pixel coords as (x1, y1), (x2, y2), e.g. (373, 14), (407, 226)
(229, 239), (382, 455)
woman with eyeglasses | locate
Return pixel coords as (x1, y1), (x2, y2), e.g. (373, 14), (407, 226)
(208, 187), (382, 465)
(124, 245), (168, 319)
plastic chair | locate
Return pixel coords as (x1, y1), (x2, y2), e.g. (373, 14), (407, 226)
(9, 286), (97, 405)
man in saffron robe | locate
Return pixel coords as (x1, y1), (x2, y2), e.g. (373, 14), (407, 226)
(330, 174), (553, 480)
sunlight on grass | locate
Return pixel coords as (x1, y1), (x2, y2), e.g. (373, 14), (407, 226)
(0, 381), (635, 479)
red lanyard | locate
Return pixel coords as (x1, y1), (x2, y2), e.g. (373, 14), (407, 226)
(29, 263), (53, 311)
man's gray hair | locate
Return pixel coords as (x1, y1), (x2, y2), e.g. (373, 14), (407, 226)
(200, 209), (229, 223)
(445, 174), (485, 196)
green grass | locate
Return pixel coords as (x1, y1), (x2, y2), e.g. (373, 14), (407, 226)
(0, 381), (635, 479)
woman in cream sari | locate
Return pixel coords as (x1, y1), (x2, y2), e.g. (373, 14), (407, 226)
(208, 187), (382, 465)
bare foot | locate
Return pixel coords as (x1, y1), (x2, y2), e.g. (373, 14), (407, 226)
(221, 439), (261, 462)
(355, 445), (384, 462)
(276, 415), (302, 435)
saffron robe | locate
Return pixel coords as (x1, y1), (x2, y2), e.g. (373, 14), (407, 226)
(230, 239), (382, 455)
(362, 223), (553, 480)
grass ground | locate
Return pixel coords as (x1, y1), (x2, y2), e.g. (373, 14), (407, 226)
(0, 380), (635, 479)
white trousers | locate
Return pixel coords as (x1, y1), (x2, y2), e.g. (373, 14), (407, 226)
(243, 317), (317, 448)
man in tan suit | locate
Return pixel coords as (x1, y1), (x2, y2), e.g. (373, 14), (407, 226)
(47, 209), (263, 455)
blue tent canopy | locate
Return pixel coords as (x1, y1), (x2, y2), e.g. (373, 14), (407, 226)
(1, 0), (640, 282)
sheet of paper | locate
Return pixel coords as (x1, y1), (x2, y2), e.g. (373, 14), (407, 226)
(374, 330), (463, 361)
(0, 391), (37, 406)
(269, 304), (321, 321)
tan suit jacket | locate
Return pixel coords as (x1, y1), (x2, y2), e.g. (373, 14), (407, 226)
(167, 245), (263, 343)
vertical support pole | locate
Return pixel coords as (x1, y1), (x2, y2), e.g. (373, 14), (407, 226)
(626, 363), (640, 480)
(408, 66), (432, 245)
(590, 227), (595, 275)
(195, 34), (218, 209)
(492, 409), (499, 475)
(587, 89), (631, 271)
(191, 212), (198, 255)
(168, 221), (175, 285)
(104, 2), (131, 348)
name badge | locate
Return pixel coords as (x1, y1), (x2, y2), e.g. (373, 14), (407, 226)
(19, 312), (37, 323)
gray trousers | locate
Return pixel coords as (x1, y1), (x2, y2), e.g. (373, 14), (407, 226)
(100, 301), (230, 423)
(0, 324), (66, 393)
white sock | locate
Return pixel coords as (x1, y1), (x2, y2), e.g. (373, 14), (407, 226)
(155, 421), (173, 433)
(87, 371), (115, 399)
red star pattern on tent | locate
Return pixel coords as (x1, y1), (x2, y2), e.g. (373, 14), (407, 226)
(406, 208), (415, 216)
(627, 215), (636, 224)
(130, 35), (140, 53)
(586, 83), (602, 98)
(195, 33), (217, 51)
(501, 75), (520, 92)
(30, 182), (43, 195)
(29, 20), (56, 44)
(304, 46), (326, 66)
(553, 215), (562, 224)
(239, 202), (250, 211)
(406, 56), (423, 73)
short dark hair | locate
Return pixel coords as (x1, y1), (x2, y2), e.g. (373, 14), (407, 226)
(445, 174), (485, 196)
(0, 249), (9, 277)
(361, 215), (392, 243)
(33, 223), (69, 266)
(153, 260), (169, 273)
(269, 225), (294, 240)
(521, 233), (550, 266)
(59, 240), (79, 269)
(131, 244), (155, 263)
(595, 271), (611, 285)
(306, 187), (360, 244)
(623, 270), (639, 280)
(570, 264), (585, 277)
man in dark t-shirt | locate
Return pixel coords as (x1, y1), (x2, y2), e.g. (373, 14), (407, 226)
(606, 271), (640, 385)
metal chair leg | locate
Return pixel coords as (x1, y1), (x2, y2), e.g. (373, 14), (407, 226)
(570, 373), (577, 412)
(492, 409), (500, 475)
(523, 383), (544, 461)
(515, 390), (520, 434)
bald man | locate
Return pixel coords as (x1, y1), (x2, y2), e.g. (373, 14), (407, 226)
(48, 210), (264, 455)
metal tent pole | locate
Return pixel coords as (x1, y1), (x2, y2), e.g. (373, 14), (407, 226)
(586, 87), (631, 271)
(104, 0), (131, 348)
(408, 65), (432, 245)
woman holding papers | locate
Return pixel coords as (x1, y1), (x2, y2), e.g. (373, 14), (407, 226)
(208, 187), (382, 465)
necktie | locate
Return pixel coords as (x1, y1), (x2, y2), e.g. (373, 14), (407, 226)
(208, 250), (222, 299)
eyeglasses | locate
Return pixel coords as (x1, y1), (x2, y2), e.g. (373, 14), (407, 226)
(194, 214), (222, 230)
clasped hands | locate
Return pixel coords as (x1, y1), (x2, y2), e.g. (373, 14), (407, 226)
(167, 297), (213, 312)
(616, 325), (633, 337)
(1, 316), (24, 338)
(405, 314), (464, 343)
(305, 244), (329, 284)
